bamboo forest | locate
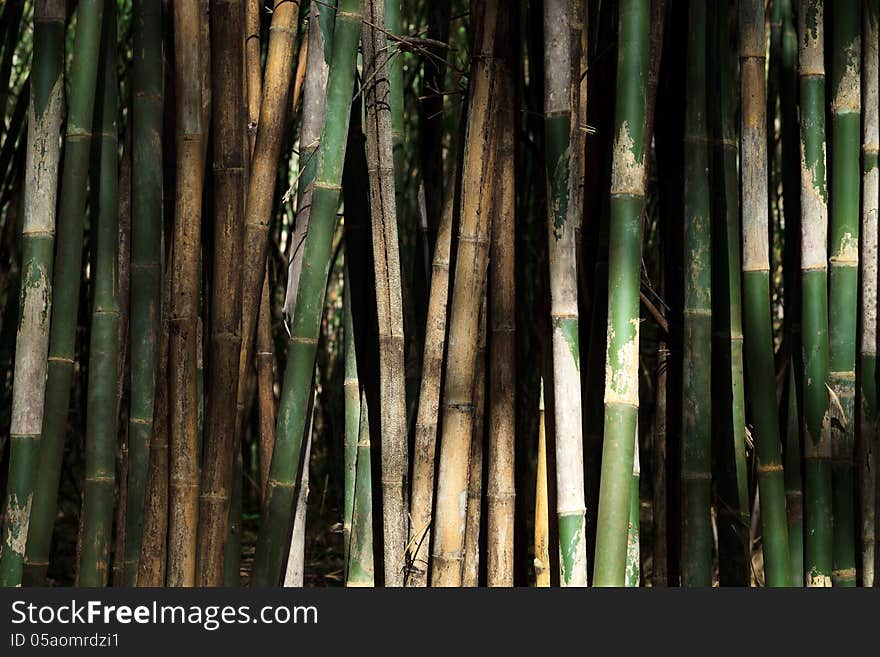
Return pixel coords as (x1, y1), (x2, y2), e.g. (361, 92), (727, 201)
(0, 0), (878, 590)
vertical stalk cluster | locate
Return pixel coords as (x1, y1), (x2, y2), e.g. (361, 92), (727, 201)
(252, 0), (361, 587)
(18, 0), (105, 587)
(430, 0), (503, 588)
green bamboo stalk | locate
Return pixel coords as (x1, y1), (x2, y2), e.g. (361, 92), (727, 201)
(251, 0), (362, 587)
(829, 0), (861, 588)
(681, 0), (712, 588)
(625, 441), (640, 587)
(0, 0), (65, 588)
(784, 361), (805, 585)
(78, 2), (119, 586)
(797, 0), (832, 588)
(859, 0), (878, 588)
(709, 0), (750, 587)
(343, 265), (359, 580)
(347, 389), (375, 587)
(592, 0), (649, 587)
(125, 0), (164, 586)
(19, 0), (105, 587)
(740, 0), (791, 587)
(544, 0), (587, 588)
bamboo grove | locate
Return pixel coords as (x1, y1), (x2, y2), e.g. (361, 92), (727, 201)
(0, 0), (879, 588)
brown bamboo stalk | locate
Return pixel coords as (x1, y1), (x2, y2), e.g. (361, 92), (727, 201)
(406, 171), (457, 587)
(486, 33), (516, 587)
(236, 0), (301, 461)
(167, 0), (208, 587)
(245, 0), (262, 155)
(137, 265), (172, 587)
(196, 0), (246, 587)
(431, 0), (504, 587)
(256, 273), (275, 500)
(463, 286), (488, 587)
(362, 0), (409, 586)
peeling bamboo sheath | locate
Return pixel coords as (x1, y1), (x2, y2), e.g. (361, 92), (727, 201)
(859, 0), (878, 588)
(0, 0), (65, 588)
(362, 0), (409, 587)
(798, 0), (833, 588)
(739, 0), (792, 587)
(828, 0), (860, 588)
(593, 0), (649, 587)
(430, 0), (503, 588)
(196, 0), (246, 587)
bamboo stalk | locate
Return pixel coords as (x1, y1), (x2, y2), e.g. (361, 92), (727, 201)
(0, 0), (65, 588)
(256, 274), (275, 501)
(681, 0), (712, 588)
(406, 166), (457, 587)
(196, 0), (246, 587)
(859, 0), (878, 588)
(593, 0), (649, 587)
(362, 0), (409, 588)
(245, 0), (262, 155)
(17, 0), (105, 587)
(798, 0), (833, 588)
(167, 0), (207, 587)
(784, 360), (805, 585)
(486, 35), (516, 587)
(78, 2), (119, 586)
(342, 265), (359, 581)
(430, 0), (503, 587)
(625, 440), (640, 587)
(236, 0), (301, 458)
(463, 287), (487, 587)
(710, 0), (751, 587)
(740, 0), (791, 587)
(137, 263), (172, 586)
(828, 0), (861, 588)
(544, 0), (587, 587)
(125, 0), (164, 587)
(347, 389), (375, 587)
(252, 0), (361, 587)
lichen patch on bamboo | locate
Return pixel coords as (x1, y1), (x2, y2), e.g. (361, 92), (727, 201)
(4, 493), (33, 556)
(830, 231), (858, 265)
(832, 40), (861, 114)
(610, 121), (643, 196)
(604, 318), (640, 406)
(800, 143), (828, 270)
